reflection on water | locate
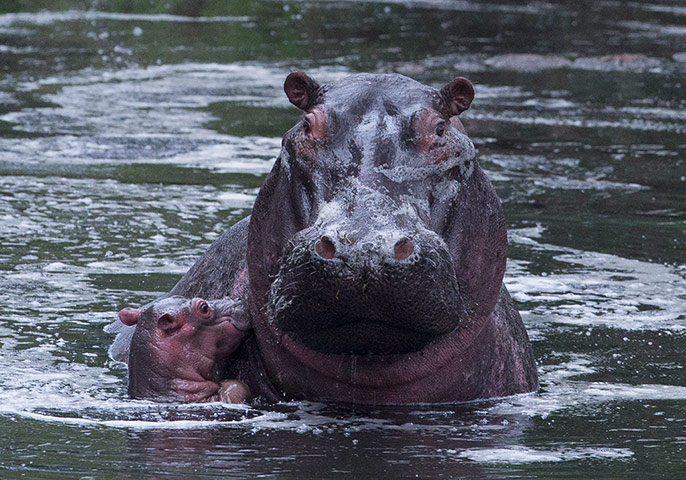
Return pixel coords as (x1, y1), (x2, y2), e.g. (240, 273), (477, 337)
(0, 1), (684, 478)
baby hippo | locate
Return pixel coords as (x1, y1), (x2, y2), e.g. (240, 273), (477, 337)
(118, 296), (250, 403)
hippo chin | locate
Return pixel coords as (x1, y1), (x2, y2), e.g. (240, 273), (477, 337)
(111, 71), (538, 405)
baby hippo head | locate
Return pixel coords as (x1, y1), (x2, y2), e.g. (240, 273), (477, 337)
(119, 296), (249, 402)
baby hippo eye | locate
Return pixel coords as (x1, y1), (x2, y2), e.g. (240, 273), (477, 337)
(196, 300), (211, 316)
(303, 116), (312, 134)
(435, 121), (446, 137)
(191, 298), (214, 320)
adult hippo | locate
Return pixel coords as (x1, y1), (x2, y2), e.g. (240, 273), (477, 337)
(112, 72), (538, 404)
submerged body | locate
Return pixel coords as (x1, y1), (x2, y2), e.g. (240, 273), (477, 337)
(112, 72), (538, 404)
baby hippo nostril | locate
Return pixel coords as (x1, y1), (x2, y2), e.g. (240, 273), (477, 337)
(394, 238), (414, 261)
(315, 236), (336, 259)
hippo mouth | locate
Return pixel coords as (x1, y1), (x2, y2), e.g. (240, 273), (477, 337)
(278, 319), (444, 355)
(216, 313), (250, 332)
(212, 300), (250, 331)
(268, 247), (464, 355)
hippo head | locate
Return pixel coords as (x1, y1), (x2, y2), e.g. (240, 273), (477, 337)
(120, 296), (249, 402)
(247, 72), (507, 401)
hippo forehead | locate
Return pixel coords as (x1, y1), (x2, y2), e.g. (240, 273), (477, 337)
(317, 73), (444, 118)
(304, 73), (475, 180)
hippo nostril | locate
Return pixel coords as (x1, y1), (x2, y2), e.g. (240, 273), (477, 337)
(394, 238), (414, 261)
(315, 236), (336, 259)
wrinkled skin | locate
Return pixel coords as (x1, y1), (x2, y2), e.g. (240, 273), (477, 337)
(118, 296), (249, 402)
(111, 72), (538, 405)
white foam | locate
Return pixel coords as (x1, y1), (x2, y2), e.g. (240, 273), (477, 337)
(0, 10), (251, 27)
(216, 191), (258, 207)
(0, 62), (348, 172)
(632, 3), (686, 16)
(532, 176), (645, 191)
(0, 44), (35, 54)
(484, 154), (646, 192)
(470, 111), (686, 134)
(2, 408), (286, 431)
(485, 54), (572, 72)
(287, 0), (558, 15)
(583, 383), (686, 400)
(44, 261), (69, 272)
(457, 445), (633, 464)
(506, 229), (686, 331)
(619, 20), (686, 36)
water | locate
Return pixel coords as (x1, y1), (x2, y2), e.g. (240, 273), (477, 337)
(1, 1), (684, 478)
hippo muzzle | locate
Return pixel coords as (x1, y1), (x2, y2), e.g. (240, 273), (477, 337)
(269, 190), (463, 354)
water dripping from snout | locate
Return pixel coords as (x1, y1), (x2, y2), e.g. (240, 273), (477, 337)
(351, 356), (357, 387)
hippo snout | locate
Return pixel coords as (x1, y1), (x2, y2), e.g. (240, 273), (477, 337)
(312, 230), (418, 265)
(269, 221), (464, 355)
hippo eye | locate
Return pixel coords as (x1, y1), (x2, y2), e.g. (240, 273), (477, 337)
(199, 301), (210, 315)
(300, 110), (327, 139)
(303, 118), (312, 134)
(435, 122), (446, 137)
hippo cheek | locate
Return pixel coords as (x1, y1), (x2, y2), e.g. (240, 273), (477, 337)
(247, 157), (318, 313)
(432, 167), (508, 318)
(210, 319), (248, 357)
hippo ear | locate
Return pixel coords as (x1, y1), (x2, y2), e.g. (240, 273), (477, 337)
(440, 77), (475, 116)
(157, 313), (185, 335)
(284, 71), (320, 110)
(119, 307), (142, 326)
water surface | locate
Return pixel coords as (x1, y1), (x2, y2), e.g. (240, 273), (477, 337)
(1, 1), (685, 478)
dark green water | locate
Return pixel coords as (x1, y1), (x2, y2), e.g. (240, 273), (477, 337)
(0, 1), (684, 478)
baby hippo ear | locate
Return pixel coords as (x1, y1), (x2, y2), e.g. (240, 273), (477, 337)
(440, 77), (475, 116)
(119, 307), (142, 326)
(284, 71), (320, 110)
(157, 313), (185, 335)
